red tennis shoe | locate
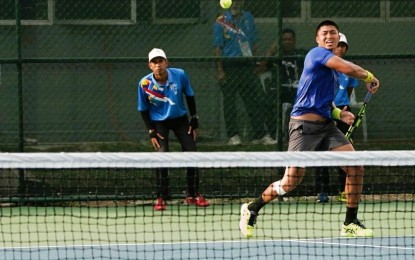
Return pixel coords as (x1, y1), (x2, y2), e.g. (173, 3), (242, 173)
(186, 194), (210, 207)
(154, 197), (166, 211)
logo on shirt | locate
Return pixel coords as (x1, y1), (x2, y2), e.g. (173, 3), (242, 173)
(168, 83), (178, 95)
(141, 79), (175, 106)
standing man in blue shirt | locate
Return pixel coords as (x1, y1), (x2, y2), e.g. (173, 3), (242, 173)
(315, 32), (360, 203)
(239, 20), (380, 238)
(213, 0), (272, 145)
(138, 48), (209, 210)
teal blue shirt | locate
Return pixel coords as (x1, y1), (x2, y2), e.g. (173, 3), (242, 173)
(334, 72), (359, 106)
(138, 68), (194, 121)
(213, 11), (258, 57)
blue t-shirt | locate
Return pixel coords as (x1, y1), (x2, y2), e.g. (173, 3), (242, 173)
(291, 47), (337, 119)
(334, 72), (359, 106)
(137, 68), (194, 121)
(213, 11), (258, 57)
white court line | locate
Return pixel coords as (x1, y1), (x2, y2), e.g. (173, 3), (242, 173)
(0, 236), (414, 251)
(287, 238), (415, 251)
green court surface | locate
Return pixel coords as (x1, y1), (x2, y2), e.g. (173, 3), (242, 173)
(0, 200), (413, 248)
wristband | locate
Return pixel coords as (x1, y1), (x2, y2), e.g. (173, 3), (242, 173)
(364, 70), (374, 83)
(331, 107), (341, 120)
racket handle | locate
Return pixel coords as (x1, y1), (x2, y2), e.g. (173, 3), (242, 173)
(363, 92), (372, 103)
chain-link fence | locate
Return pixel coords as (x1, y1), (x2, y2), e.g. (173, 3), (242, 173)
(0, 0), (414, 151)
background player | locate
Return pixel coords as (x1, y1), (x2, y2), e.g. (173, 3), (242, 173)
(138, 48), (209, 210)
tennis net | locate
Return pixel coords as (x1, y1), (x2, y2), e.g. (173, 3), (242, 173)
(0, 151), (414, 259)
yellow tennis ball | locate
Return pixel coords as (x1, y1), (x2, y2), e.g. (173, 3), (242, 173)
(220, 0), (232, 9)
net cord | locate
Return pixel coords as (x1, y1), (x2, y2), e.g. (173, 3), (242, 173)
(0, 151), (413, 169)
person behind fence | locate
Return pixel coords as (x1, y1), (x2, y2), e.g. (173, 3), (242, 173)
(137, 48), (210, 211)
(314, 32), (360, 203)
(259, 28), (307, 143)
(239, 20), (380, 238)
(213, 0), (274, 145)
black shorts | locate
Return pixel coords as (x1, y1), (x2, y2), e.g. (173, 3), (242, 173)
(288, 119), (350, 151)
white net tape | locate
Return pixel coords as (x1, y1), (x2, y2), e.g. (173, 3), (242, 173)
(0, 150), (414, 169)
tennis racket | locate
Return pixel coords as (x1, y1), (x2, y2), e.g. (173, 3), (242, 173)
(345, 91), (373, 141)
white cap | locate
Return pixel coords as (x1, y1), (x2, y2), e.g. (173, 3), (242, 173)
(148, 48), (167, 62)
(339, 32), (348, 48)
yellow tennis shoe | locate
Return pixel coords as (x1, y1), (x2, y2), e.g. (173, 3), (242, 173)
(337, 191), (347, 202)
(341, 219), (373, 237)
(239, 203), (257, 238)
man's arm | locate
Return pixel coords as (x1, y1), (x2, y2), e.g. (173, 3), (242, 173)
(257, 43), (277, 73)
(140, 110), (163, 150)
(326, 56), (371, 82)
(140, 110), (153, 131)
(185, 95), (199, 138)
(266, 42), (277, 57)
(215, 47), (225, 81)
(326, 55), (380, 93)
(185, 95), (197, 118)
(215, 47), (223, 70)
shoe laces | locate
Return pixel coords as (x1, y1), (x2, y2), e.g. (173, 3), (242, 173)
(352, 218), (366, 229)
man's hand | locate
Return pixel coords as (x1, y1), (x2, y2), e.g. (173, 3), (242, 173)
(340, 107), (355, 125)
(364, 70), (380, 94)
(366, 80), (380, 94)
(188, 116), (199, 142)
(149, 129), (164, 150)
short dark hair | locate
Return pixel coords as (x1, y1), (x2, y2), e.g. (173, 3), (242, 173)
(282, 28), (296, 38)
(315, 20), (339, 35)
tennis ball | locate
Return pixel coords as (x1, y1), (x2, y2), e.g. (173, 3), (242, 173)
(220, 0), (232, 9)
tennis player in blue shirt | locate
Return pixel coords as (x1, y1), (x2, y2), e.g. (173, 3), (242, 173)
(315, 32), (360, 204)
(240, 20), (380, 238)
(138, 48), (209, 210)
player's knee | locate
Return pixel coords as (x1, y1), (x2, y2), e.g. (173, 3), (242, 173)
(271, 180), (289, 196)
